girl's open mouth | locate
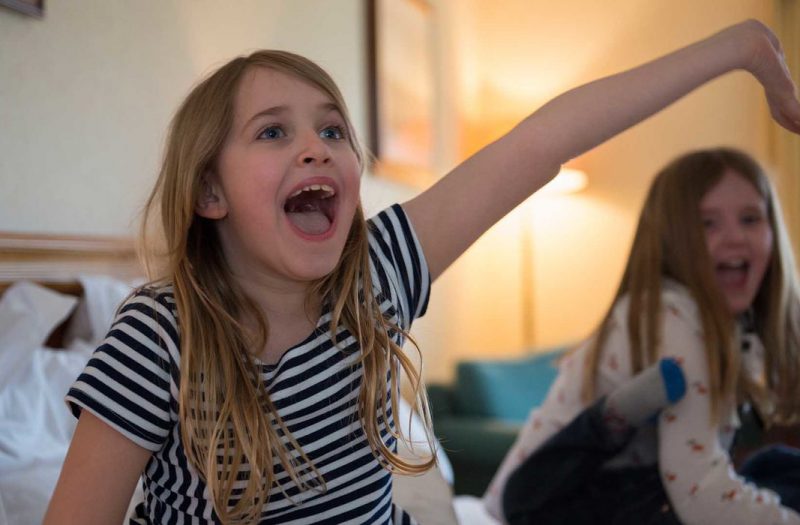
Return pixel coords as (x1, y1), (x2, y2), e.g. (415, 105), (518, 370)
(283, 183), (337, 237)
(715, 259), (749, 289)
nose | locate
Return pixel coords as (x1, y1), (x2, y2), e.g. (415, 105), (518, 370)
(720, 222), (747, 245)
(296, 131), (331, 167)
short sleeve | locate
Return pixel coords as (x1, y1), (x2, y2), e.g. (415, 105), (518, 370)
(367, 204), (431, 330)
(65, 288), (178, 452)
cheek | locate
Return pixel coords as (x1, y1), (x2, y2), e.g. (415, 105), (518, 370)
(345, 156), (362, 183)
(757, 228), (774, 265)
(341, 158), (362, 201)
(703, 230), (720, 256)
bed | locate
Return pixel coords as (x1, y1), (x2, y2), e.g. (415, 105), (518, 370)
(0, 231), (496, 525)
(0, 232), (141, 524)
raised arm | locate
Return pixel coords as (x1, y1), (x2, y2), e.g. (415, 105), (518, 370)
(403, 20), (800, 281)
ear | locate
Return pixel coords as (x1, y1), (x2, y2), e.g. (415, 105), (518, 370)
(195, 173), (229, 220)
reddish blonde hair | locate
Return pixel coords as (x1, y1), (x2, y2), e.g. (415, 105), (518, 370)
(582, 148), (800, 425)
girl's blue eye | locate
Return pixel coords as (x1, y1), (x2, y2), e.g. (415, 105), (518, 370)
(320, 126), (345, 140)
(258, 126), (285, 140)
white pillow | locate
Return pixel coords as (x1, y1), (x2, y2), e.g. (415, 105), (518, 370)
(0, 282), (77, 387)
(0, 282), (94, 525)
(0, 281), (77, 349)
(0, 343), (90, 469)
(63, 274), (135, 350)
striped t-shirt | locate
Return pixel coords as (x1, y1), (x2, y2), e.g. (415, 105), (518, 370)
(66, 205), (430, 524)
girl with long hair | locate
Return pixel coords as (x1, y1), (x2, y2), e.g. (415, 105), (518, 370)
(46, 20), (800, 524)
(487, 148), (800, 524)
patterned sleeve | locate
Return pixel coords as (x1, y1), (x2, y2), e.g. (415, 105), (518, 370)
(65, 288), (178, 452)
(657, 291), (800, 525)
(482, 344), (589, 520)
(367, 204), (431, 330)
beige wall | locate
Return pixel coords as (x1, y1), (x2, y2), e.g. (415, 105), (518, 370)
(0, 0), (372, 235)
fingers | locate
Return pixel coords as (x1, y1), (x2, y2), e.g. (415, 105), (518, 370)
(770, 101), (800, 134)
(749, 25), (800, 133)
(724, 20), (799, 134)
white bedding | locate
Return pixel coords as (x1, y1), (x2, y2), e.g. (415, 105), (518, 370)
(0, 278), (132, 525)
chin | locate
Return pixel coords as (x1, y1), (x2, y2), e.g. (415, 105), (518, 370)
(294, 256), (343, 282)
(726, 297), (754, 316)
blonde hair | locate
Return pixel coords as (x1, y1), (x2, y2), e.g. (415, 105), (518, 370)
(141, 50), (434, 524)
(581, 147), (800, 424)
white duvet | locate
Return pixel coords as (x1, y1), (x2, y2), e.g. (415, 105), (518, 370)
(0, 278), (132, 525)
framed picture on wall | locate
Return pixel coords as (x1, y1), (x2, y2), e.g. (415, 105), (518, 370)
(366, 0), (436, 187)
(0, 0), (44, 17)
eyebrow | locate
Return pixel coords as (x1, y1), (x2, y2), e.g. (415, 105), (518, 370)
(243, 102), (342, 130)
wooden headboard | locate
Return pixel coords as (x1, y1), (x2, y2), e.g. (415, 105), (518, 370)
(0, 232), (141, 297)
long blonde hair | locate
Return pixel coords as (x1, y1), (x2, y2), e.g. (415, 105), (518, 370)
(141, 50), (434, 524)
(582, 148), (800, 424)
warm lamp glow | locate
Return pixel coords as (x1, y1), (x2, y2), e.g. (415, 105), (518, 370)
(522, 166), (587, 348)
(538, 168), (588, 195)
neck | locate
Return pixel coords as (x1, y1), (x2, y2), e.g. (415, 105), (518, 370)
(232, 274), (324, 365)
(235, 274), (320, 322)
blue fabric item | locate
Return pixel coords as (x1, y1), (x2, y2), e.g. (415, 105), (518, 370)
(503, 398), (680, 525)
(659, 357), (686, 404)
(454, 349), (564, 422)
(739, 445), (800, 512)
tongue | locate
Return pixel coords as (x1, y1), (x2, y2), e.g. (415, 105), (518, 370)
(717, 267), (746, 288)
(287, 211), (331, 235)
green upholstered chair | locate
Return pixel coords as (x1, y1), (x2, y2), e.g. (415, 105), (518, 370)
(428, 347), (565, 496)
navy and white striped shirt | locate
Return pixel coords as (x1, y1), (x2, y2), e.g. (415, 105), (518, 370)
(66, 205), (430, 524)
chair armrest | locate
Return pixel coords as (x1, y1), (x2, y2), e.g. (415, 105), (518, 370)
(427, 383), (456, 423)
(434, 416), (521, 496)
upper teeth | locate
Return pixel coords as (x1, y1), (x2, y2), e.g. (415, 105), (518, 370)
(289, 184), (335, 198)
(721, 259), (746, 268)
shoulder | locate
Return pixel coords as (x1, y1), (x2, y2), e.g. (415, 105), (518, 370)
(127, 282), (176, 309)
(366, 204), (431, 323)
(661, 279), (700, 315)
(367, 204), (414, 243)
(366, 203), (427, 274)
(119, 283), (178, 324)
(109, 283), (180, 362)
(611, 279), (702, 332)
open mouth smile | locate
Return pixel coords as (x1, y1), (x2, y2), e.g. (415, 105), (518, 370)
(715, 258), (749, 289)
(283, 181), (337, 239)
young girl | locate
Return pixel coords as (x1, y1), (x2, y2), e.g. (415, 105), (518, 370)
(485, 148), (800, 525)
(45, 20), (800, 524)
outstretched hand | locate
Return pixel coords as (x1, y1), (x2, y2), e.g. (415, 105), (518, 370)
(733, 20), (800, 134)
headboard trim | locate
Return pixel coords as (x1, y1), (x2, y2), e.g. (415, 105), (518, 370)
(0, 232), (140, 295)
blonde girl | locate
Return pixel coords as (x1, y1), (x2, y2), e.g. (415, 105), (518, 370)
(46, 20), (800, 525)
(488, 148), (800, 525)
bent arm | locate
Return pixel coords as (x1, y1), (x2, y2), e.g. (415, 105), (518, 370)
(657, 297), (800, 525)
(43, 410), (152, 525)
(483, 347), (590, 520)
(404, 20), (800, 281)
